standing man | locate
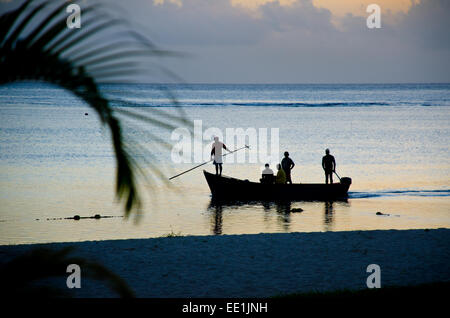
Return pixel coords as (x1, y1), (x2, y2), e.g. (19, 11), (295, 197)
(322, 148), (336, 184)
(211, 136), (229, 176)
(281, 151), (295, 184)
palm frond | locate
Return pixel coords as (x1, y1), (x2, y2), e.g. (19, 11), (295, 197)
(0, 0), (187, 217)
(0, 247), (134, 298)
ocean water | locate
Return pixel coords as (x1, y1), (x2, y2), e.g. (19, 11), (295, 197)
(0, 83), (449, 244)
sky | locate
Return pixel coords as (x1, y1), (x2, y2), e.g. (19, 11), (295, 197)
(1, 0), (450, 83)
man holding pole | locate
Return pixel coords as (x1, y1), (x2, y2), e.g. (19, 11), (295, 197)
(169, 143), (248, 180)
(211, 136), (229, 176)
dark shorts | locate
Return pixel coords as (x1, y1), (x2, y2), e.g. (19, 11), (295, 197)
(285, 171), (292, 181)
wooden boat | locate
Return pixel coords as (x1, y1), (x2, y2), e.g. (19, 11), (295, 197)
(203, 170), (352, 200)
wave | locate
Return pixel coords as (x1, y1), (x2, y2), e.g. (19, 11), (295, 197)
(349, 189), (450, 199)
(111, 99), (448, 108)
(186, 101), (391, 107)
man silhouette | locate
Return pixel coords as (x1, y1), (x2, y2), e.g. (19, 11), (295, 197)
(260, 163), (274, 184)
(322, 148), (336, 184)
(281, 151), (295, 184)
(211, 137), (228, 176)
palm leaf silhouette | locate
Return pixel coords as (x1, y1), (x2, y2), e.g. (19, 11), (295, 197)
(0, 0), (188, 217)
(0, 0), (191, 297)
(0, 247), (134, 298)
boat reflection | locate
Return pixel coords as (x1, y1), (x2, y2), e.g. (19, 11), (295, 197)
(206, 198), (349, 235)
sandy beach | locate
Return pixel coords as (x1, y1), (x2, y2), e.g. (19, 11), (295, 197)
(1, 228), (449, 298)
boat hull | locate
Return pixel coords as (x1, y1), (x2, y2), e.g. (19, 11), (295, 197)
(203, 170), (351, 201)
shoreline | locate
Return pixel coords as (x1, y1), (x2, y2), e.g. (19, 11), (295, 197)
(1, 228), (449, 297)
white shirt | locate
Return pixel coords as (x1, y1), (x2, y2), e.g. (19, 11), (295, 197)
(262, 167), (274, 175)
(212, 141), (224, 163)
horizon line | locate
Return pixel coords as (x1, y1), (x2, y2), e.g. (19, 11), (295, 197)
(4, 81), (450, 86)
(98, 81), (450, 85)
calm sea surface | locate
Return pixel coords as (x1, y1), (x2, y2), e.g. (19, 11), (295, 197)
(0, 83), (449, 244)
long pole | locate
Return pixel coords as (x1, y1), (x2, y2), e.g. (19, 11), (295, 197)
(333, 171), (342, 182)
(169, 145), (249, 180)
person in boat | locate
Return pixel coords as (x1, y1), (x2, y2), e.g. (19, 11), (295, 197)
(275, 164), (286, 184)
(211, 136), (229, 176)
(322, 148), (336, 184)
(281, 151), (295, 184)
(260, 163), (274, 184)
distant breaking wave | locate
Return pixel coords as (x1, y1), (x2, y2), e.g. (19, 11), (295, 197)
(111, 100), (445, 108)
(183, 101), (391, 107)
(349, 189), (450, 199)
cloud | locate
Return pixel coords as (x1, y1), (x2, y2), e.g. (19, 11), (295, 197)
(398, 0), (450, 49)
(230, 0), (297, 10)
(313, 0), (418, 18)
(153, 0), (183, 7)
(1, 0), (448, 82)
(143, 0), (449, 83)
(132, 0), (336, 46)
(129, 0), (273, 46)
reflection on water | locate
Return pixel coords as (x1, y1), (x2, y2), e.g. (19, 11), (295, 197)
(207, 199), (349, 235)
(275, 201), (291, 232)
(324, 201), (334, 231)
(209, 203), (223, 235)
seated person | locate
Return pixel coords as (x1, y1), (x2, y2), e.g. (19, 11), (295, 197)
(275, 164), (286, 184)
(260, 163), (274, 184)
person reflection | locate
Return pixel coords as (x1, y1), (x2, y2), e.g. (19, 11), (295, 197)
(275, 201), (291, 231)
(262, 201), (272, 212)
(324, 201), (334, 231)
(208, 201), (223, 235)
